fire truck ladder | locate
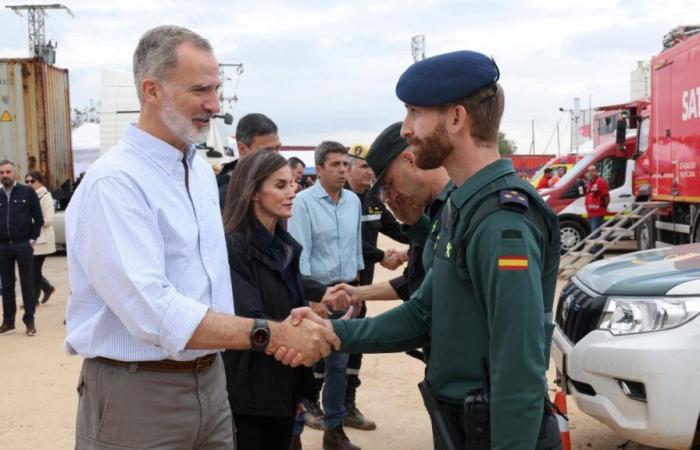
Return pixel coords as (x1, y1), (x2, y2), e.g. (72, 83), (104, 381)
(558, 201), (670, 280)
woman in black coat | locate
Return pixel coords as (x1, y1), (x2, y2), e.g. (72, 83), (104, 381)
(221, 150), (316, 450)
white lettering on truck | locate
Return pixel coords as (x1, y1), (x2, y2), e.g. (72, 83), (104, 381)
(682, 87), (700, 121)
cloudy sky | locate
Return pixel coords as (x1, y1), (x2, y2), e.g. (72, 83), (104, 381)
(1, 0), (698, 153)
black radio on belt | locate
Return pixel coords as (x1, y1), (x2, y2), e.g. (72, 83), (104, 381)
(463, 358), (491, 448)
(463, 388), (490, 447)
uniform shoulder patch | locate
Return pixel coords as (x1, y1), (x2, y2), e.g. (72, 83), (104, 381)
(499, 189), (529, 211)
(497, 255), (528, 270)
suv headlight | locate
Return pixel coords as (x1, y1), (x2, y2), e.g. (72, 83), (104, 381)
(599, 297), (700, 335)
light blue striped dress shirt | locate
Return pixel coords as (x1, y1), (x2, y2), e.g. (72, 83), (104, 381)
(288, 181), (364, 285)
(64, 124), (234, 362)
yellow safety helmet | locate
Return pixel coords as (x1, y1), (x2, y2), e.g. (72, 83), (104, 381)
(349, 143), (370, 160)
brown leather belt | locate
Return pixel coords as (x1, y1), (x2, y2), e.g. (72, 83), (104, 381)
(95, 354), (217, 373)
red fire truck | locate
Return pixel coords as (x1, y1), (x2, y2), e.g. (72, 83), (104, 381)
(543, 25), (700, 253)
(629, 26), (700, 249)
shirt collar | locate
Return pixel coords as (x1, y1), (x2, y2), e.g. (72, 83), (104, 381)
(122, 123), (197, 174)
(449, 159), (515, 209)
(310, 180), (345, 203)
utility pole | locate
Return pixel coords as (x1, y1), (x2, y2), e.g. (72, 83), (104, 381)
(556, 122), (560, 156)
(218, 63), (244, 111)
(5, 4), (73, 64)
(411, 35), (425, 62)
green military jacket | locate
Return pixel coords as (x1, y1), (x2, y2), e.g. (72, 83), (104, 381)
(333, 159), (560, 450)
(421, 182), (455, 271)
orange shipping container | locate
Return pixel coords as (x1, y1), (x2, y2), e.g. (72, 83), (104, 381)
(0, 58), (73, 190)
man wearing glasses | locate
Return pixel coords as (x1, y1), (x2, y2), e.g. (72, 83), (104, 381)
(338, 122), (452, 306)
(0, 160), (43, 336)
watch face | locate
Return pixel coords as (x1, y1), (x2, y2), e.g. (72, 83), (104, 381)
(252, 328), (269, 346)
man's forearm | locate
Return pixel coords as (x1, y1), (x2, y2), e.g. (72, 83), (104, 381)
(186, 311), (253, 350)
(332, 299), (429, 354)
(355, 281), (400, 301)
(187, 310), (339, 368)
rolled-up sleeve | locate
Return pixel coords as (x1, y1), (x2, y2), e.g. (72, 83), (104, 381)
(77, 177), (208, 355)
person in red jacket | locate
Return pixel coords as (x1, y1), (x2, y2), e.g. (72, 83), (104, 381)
(585, 165), (609, 259)
(536, 167), (555, 190)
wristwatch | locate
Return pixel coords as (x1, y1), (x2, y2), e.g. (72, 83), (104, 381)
(250, 319), (270, 352)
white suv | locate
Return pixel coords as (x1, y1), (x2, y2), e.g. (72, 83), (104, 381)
(552, 244), (700, 449)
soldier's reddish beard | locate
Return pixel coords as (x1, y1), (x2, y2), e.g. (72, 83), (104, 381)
(408, 120), (453, 170)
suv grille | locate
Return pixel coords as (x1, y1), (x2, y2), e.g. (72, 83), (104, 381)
(555, 281), (607, 344)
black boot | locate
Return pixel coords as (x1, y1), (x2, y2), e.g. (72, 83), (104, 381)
(41, 285), (55, 304)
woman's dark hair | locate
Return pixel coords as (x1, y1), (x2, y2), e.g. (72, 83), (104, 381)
(223, 150), (290, 236)
(27, 171), (44, 185)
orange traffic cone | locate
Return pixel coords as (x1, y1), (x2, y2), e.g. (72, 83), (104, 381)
(553, 391), (571, 450)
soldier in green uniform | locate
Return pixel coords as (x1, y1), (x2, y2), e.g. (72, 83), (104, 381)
(289, 50), (562, 449)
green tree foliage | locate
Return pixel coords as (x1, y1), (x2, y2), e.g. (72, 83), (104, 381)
(498, 131), (517, 156)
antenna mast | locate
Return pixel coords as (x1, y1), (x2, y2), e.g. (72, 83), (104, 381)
(5, 3), (73, 64)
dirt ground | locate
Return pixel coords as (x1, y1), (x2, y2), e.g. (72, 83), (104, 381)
(0, 237), (666, 449)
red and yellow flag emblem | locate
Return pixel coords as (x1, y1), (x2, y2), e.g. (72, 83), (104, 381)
(498, 255), (528, 271)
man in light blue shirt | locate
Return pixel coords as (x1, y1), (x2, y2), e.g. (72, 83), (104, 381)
(64, 25), (339, 450)
(288, 141), (363, 450)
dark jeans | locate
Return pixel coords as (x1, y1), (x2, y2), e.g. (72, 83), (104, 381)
(345, 301), (368, 405)
(0, 240), (35, 326)
(32, 254), (52, 300)
(588, 215), (604, 259)
(322, 310), (350, 428)
(234, 413), (294, 450)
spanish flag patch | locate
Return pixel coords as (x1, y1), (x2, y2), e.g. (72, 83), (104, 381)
(497, 255), (528, 271)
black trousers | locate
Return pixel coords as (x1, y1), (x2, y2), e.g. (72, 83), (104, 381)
(233, 413), (295, 450)
(0, 240), (35, 325)
(32, 254), (52, 300)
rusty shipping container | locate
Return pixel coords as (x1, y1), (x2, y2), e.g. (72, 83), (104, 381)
(0, 58), (73, 190)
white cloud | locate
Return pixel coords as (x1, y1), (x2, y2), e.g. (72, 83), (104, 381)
(1, 0), (699, 153)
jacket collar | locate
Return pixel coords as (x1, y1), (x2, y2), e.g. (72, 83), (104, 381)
(233, 222), (302, 271)
(449, 159), (515, 209)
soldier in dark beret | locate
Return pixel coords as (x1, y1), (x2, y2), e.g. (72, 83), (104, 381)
(293, 50), (562, 450)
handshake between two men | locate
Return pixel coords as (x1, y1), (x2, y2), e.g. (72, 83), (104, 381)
(264, 274), (402, 367)
(259, 251), (408, 368)
(264, 306), (351, 368)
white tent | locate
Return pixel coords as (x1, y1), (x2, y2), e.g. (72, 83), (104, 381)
(72, 122), (101, 176)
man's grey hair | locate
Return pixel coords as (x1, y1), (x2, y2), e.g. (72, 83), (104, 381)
(348, 156), (363, 168)
(0, 160), (16, 168)
(315, 141), (348, 166)
(133, 25), (212, 104)
(235, 113), (278, 147)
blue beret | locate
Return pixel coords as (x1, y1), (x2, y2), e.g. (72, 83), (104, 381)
(396, 50), (499, 106)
